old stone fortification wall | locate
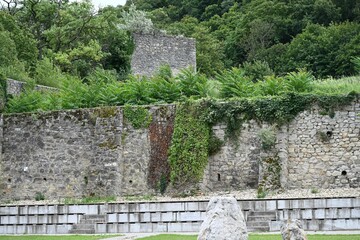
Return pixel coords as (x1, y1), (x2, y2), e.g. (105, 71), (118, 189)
(130, 33), (196, 76)
(6, 79), (57, 96)
(0, 100), (359, 201)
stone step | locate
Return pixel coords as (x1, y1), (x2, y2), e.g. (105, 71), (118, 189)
(72, 224), (95, 230)
(247, 216), (276, 221)
(80, 218), (106, 224)
(246, 221), (269, 228)
(69, 229), (96, 234)
(83, 214), (106, 219)
(248, 211), (276, 216)
(247, 226), (270, 232)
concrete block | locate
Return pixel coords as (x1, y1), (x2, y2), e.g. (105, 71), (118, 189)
(239, 201), (252, 211)
(107, 223), (119, 233)
(178, 212), (202, 221)
(313, 199), (326, 208)
(129, 223), (141, 232)
(95, 223), (106, 233)
(321, 220), (334, 231)
(181, 222), (201, 232)
(39, 215), (49, 224)
(153, 222), (168, 232)
(117, 223), (129, 232)
(304, 220), (320, 231)
(6, 207), (19, 215)
(351, 208), (360, 218)
(265, 200), (277, 211)
(108, 213), (117, 223)
(0, 226), (7, 234)
(140, 212), (151, 222)
(15, 225), (26, 234)
(333, 219), (359, 230)
(326, 198), (352, 208)
(38, 206), (47, 214)
(129, 213), (140, 222)
(314, 209), (325, 219)
(277, 200), (288, 210)
(5, 225), (14, 234)
(301, 209), (313, 219)
(68, 214), (78, 223)
(150, 212), (161, 222)
(138, 203), (150, 212)
(56, 224), (72, 234)
(160, 212), (174, 222)
(46, 225), (56, 234)
(18, 215), (28, 224)
(254, 201), (266, 211)
(269, 221), (281, 231)
(167, 222), (182, 232)
(119, 213), (128, 222)
(139, 223), (153, 232)
(337, 208), (351, 218)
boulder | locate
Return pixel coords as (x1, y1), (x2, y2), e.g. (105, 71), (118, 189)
(198, 196), (248, 240)
(281, 219), (307, 240)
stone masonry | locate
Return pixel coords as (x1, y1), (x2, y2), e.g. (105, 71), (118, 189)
(0, 99), (359, 201)
(130, 33), (196, 76)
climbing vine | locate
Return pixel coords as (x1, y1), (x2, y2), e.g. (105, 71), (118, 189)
(202, 92), (358, 140)
(0, 74), (7, 112)
(168, 101), (210, 187)
(123, 104), (152, 129)
(168, 92), (358, 190)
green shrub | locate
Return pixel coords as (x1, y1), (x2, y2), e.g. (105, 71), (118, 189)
(285, 69), (314, 93)
(35, 192), (45, 201)
(259, 75), (286, 96)
(215, 68), (256, 98)
(34, 57), (66, 88)
(241, 60), (274, 82)
(258, 127), (277, 150)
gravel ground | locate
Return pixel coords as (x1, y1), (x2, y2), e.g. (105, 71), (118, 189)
(2, 188), (359, 205)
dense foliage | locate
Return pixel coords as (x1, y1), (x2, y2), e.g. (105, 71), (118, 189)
(130, 0), (360, 77)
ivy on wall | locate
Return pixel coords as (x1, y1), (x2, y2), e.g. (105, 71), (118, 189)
(168, 101), (210, 187)
(167, 92), (358, 190)
(0, 74), (7, 112)
(123, 104), (152, 129)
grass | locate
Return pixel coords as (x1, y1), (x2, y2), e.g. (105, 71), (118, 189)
(137, 234), (360, 240)
(313, 75), (360, 95)
(0, 235), (119, 240)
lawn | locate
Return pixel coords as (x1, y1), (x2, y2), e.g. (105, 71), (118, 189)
(137, 234), (360, 240)
(0, 235), (118, 240)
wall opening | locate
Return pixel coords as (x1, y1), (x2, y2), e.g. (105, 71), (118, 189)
(326, 131), (333, 138)
(217, 174), (221, 181)
(342, 171), (347, 176)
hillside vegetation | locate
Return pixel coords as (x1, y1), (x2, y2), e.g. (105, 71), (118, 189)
(0, 0), (359, 113)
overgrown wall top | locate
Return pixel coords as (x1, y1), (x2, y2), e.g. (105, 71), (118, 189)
(130, 33), (196, 76)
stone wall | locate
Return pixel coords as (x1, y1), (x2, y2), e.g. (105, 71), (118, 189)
(6, 79), (58, 96)
(130, 33), (196, 76)
(0, 100), (359, 201)
(285, 103), (360, 189)
(0, 106), (175, 201)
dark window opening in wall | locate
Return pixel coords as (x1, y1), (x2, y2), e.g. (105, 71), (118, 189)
(342, 171), (347, 176)
(129, 180), (133, 184)
(217, 174), (221, 181)
(43, 178), (47, 181)
(8, 178), (11, 183)
(326, 131), (333, 138)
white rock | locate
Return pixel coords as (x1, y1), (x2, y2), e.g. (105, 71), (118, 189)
(198, 197), (248, 240)
(281, 219), (307, 240)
